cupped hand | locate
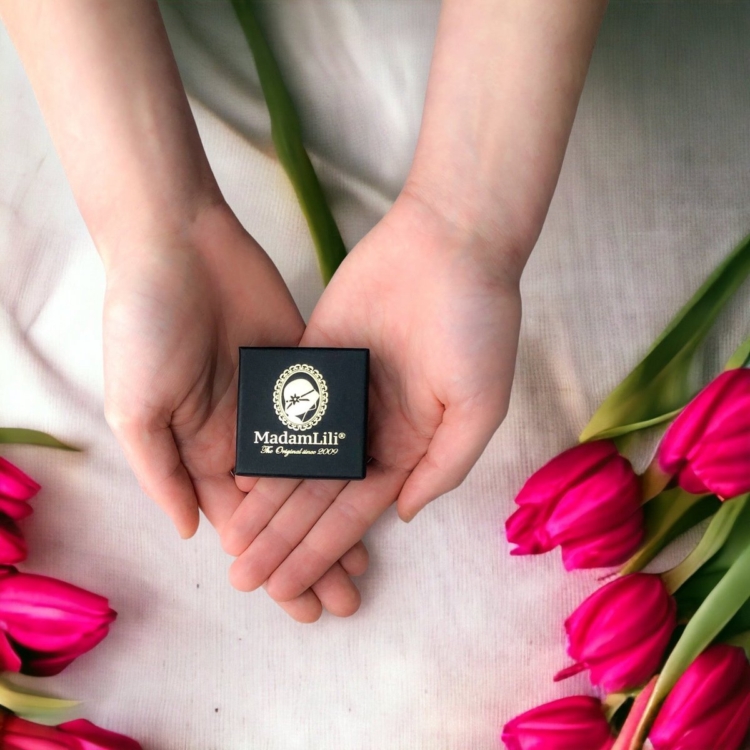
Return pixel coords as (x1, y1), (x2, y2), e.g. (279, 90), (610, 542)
(102, 203), (367, 622)
(224, 192), (523, 604)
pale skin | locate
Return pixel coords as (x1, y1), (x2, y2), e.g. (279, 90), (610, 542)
(1, 0), (607, 622)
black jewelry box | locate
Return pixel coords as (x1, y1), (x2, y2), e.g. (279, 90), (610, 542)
(235, 347), (369, 480)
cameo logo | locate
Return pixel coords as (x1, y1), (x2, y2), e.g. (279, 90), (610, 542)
(273, 364), (328, 431)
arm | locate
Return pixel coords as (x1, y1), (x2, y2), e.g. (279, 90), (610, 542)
(406, 0), (607, 272)
(0, 0), (219, 267)
(0, 0), (367, 621)
(225, 0), (608, 601)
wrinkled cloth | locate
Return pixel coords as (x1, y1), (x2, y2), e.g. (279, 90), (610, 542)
(1, 2), (750, 748)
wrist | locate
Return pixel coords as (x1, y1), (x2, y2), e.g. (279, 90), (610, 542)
(397, 176), (535, 286)
(94, 186), (227, 277)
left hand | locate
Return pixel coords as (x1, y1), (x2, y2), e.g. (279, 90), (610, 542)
(223, 191), (524, 603)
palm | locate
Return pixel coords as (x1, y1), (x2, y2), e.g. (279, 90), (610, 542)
(102, 208), (304, 534)
(225, 196), (522, 604)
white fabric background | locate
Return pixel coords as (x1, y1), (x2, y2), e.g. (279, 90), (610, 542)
(2, 2), (750, 748)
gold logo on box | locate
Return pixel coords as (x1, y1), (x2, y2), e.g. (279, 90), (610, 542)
(273, 364), (328, 431)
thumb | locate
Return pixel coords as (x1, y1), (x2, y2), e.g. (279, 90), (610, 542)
(105, 404), (200, 538)
(396, 399), (506, 523)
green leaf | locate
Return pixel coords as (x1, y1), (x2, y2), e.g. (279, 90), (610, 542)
(632, 542), (750, 748)
(0, 428), (80, 451)
(619, 489), (720, 576)
(580, 232), (750, 443)
(231, 0), (347, 284)
(725, 333), (750, 370)
(0, 679), (78, 720)
(662, 494), (749, 594)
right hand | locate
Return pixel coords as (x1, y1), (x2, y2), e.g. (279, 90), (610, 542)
(102, 203), (367, 621)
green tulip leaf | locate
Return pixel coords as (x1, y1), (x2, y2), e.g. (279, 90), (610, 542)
(580, 232), (750, 443)
(231, 0), (347, 284)
(632, 542), (750, 748)
(619, 489), (720, 577)
(0, 679), (79, 720)
(0, 428), (79, 451)
(662, 494), (749, 594)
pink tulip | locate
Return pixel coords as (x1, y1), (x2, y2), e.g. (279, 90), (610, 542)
(0, 567), (116, 676)
(501, 695), (614, 750)
(0, 457), (39, 521)
(555, 574), (676, 693)
(658, 368), (750, 499)
(505, 441), (644, 570)
(649, 645), (750, 750)
(1, 712), (142, 749)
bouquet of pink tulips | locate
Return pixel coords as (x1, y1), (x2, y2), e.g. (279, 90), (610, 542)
(503, 233), (750, 750)
(0, 451), (141, 747)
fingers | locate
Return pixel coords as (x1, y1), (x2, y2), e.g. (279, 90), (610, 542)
(340, 540), (369, 577)
(272, 555), (365, 622)
(272, 587), (323, 624)
(228, 478), (347, 592)
(222, 477), (301, 556)
(106, 412), (200, 539)
(191, 472), (245, 535)
(265, 462), (407, 603)
(311, 563), (361, 618)
(396, 400), (505, 523)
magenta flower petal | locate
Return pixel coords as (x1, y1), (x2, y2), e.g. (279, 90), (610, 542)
(0, 568), (116, 676)
(0, 458), (41, 503)
(0, 496), (34, 522)
(514, 441), (619, 507)
(650, 645), (750, 750)
(0, 632), (22, 673)
(1, 714), (142, 750)
(501, 695), (614, 750)
(560, 574), (676, 692)
(506, 504), (553, 554)
(58, 719), (143, 750)
(0, 517), (27, 565)
(658, 369), (750, 499)
(688, 419), (750, 499)
(506, 441), (644, 569)
(560, 511), (644, 571)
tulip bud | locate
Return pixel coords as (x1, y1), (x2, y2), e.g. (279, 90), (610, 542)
(501, 695), (614, 750)
(0, 711), (142, 749)
(505, 441), (644, 570)
(658, 368), (750, 499)
(0, 567), (116, 676)
(0, 457), (39, 521)
(649, 645), (750, 750)
(555, 574), (676, 693)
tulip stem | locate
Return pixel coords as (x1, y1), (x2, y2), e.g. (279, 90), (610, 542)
(619, 489), (720, 577)
(230, 0), (347, 284)
(610, 677), (657, 750)
(725, 630), (750, 659)
(639, 461), (672, 503)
